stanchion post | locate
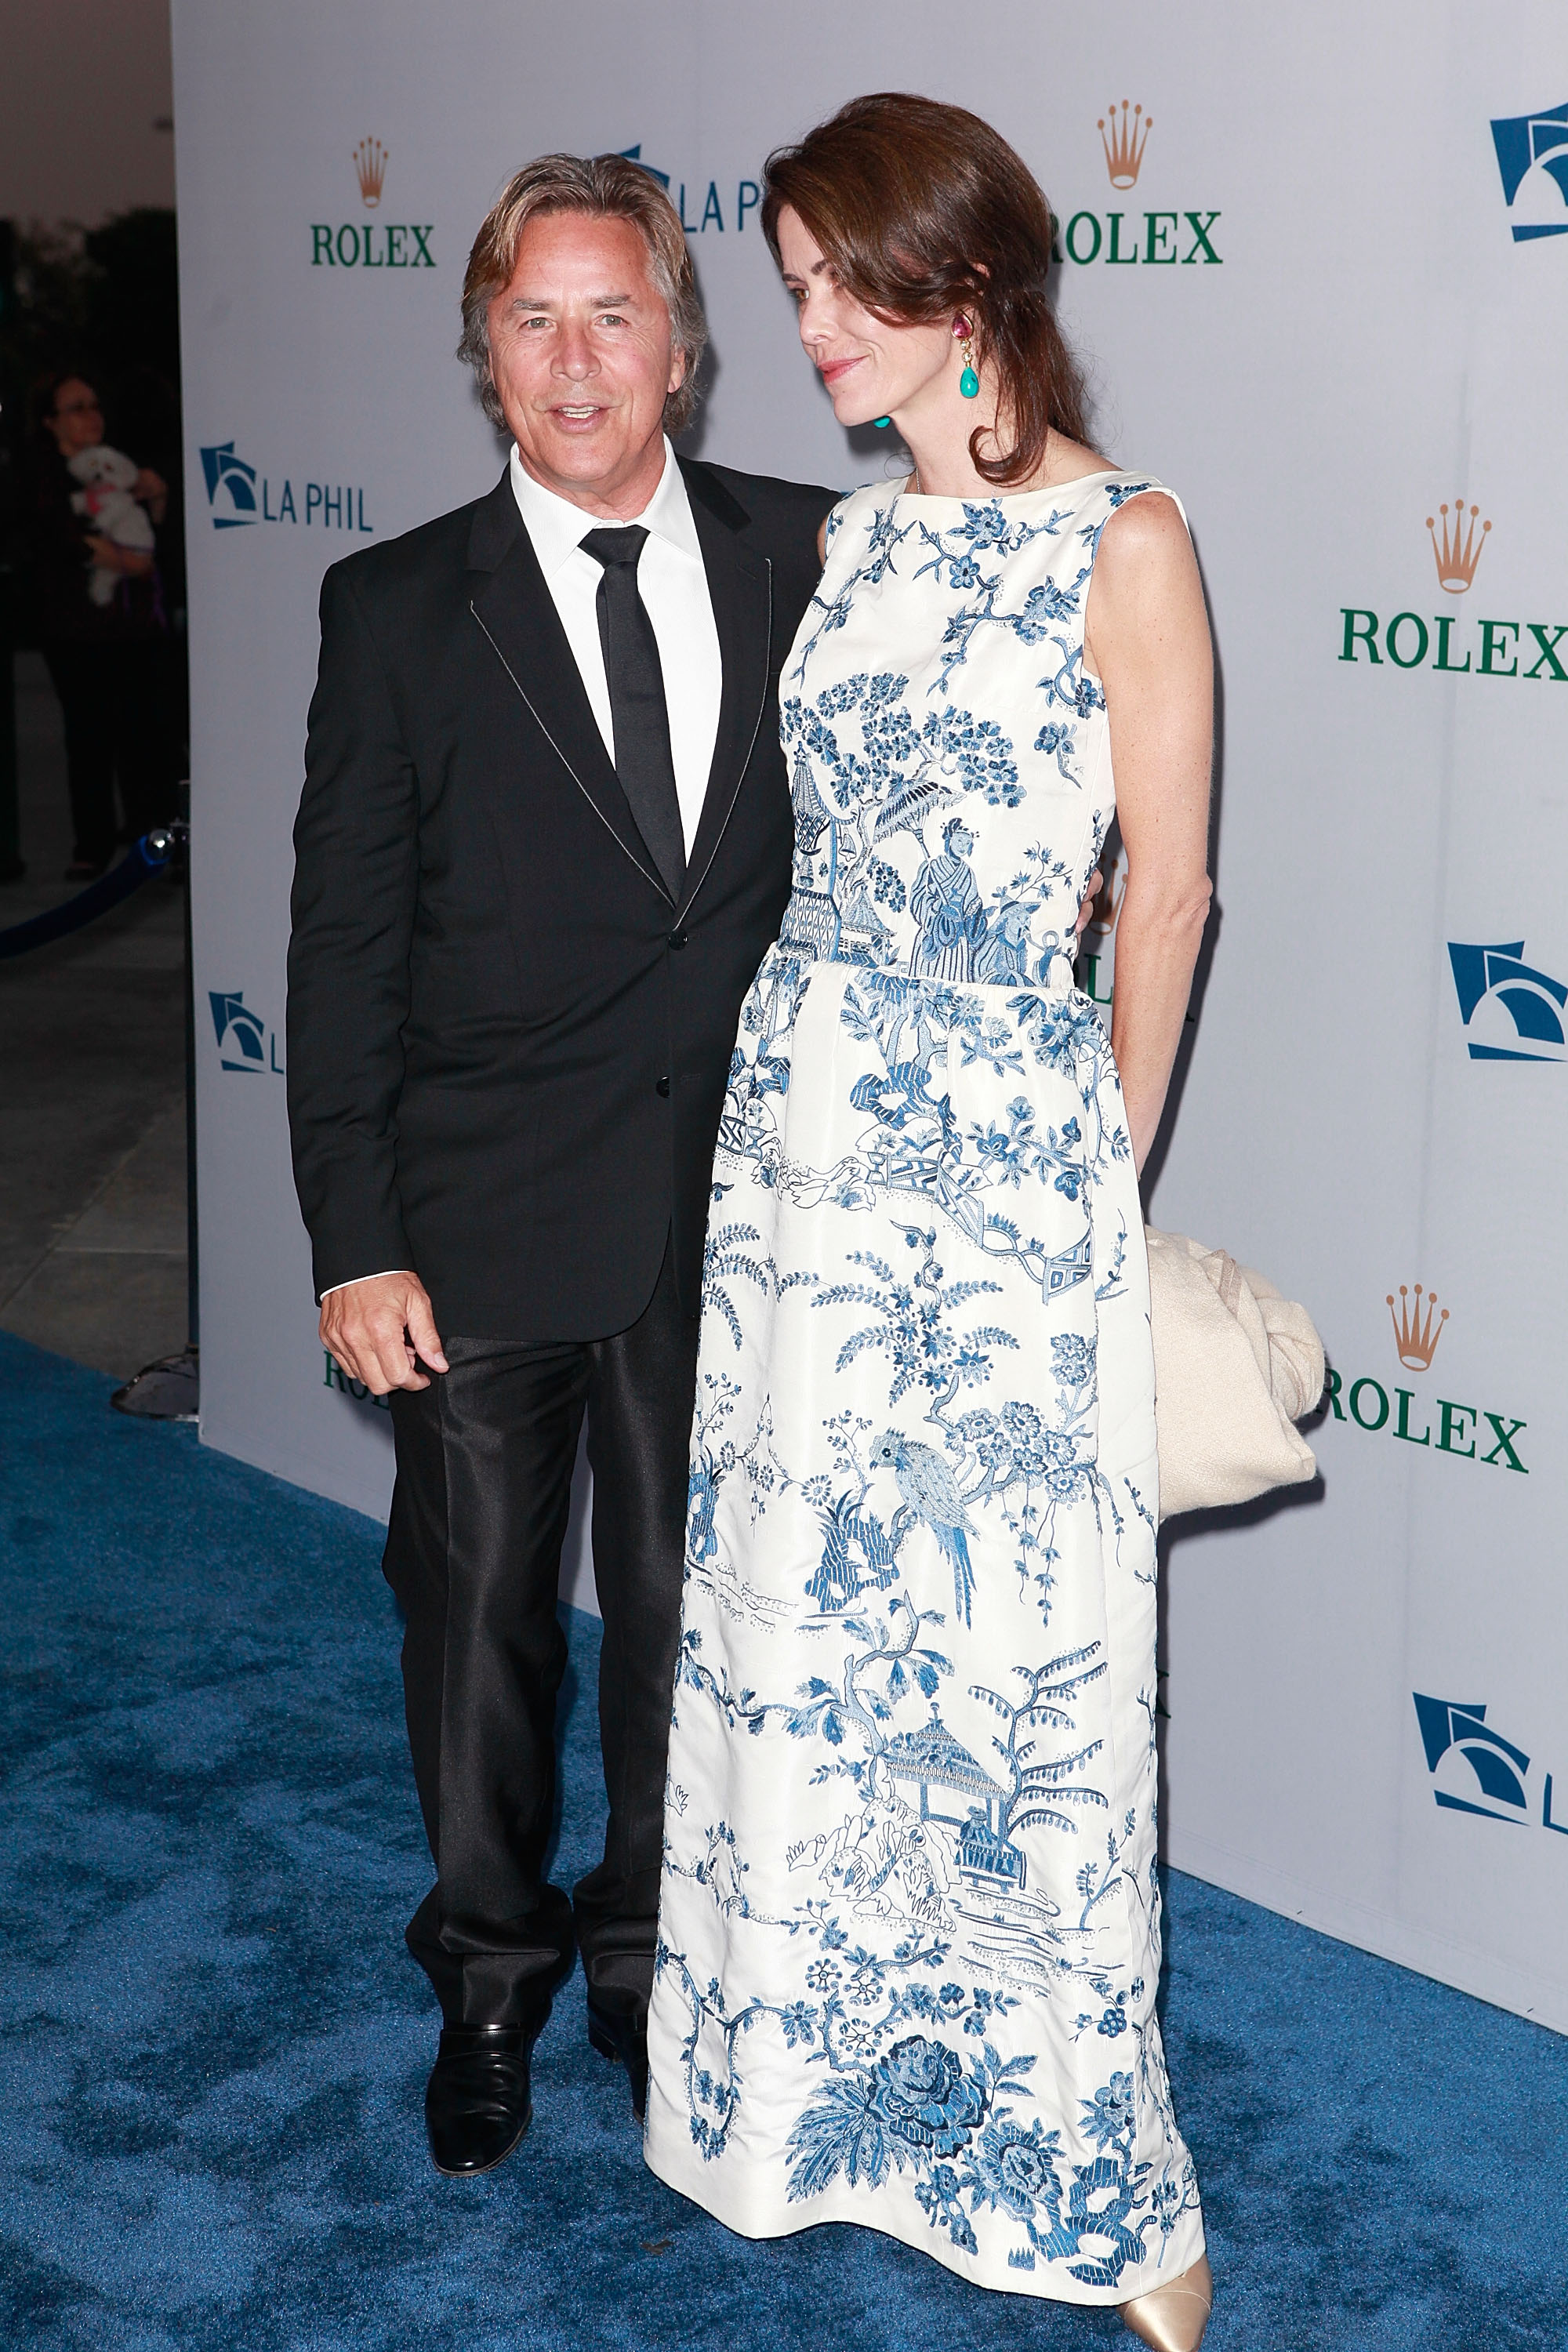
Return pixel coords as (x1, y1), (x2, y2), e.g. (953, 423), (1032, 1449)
(181, 786), (198, 1356)
(111, 801), (200, 1421)
(0, 551), (22, 884)
(0, 217), (22, 884)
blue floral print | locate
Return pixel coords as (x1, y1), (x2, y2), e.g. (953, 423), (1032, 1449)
(645, 474), (1203, 2306)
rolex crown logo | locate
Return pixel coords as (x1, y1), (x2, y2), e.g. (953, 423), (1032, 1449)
(1386, 1283), (1449, 1370)
(1098, 100), (1152, 190)
(353, 136), (389, 209)
(1426, 499), (1490, 594)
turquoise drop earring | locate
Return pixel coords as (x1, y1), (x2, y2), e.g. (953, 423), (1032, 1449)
(955, 313), (979, 399)
(873, 417), (891, 429)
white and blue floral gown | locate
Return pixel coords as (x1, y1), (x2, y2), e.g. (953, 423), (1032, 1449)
(644, 471), (1205, 2304)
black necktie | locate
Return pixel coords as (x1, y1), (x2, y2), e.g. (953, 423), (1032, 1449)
(579, 524), (685, 899)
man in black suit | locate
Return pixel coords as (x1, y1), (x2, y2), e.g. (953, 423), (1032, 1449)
(286, 154), (835, 2176)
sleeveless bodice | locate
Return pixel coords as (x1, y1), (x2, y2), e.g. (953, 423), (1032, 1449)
(778, 470), (1174, 987)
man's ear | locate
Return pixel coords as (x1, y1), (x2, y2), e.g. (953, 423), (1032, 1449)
(667, 345), (688, 397)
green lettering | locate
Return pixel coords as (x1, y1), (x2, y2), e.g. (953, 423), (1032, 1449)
(1323, 1366), (1345, 1421)
(310, 224), (334, 266)
(1436, 1400), (1476, 1457)
(1143, 211), (1178, 263)
(1523, 623), (1568, 681)
(1393, 1388), (1430, 1446)
(1081, 952), (1113, 1007)
(1432, 615), (1472, 673)
(335, 223), (360, 267)
(1349, 1377), (1389, 1432)
(1385, 612), (1430, 669)
(387, 224), (408, 267)
(1339, 609), (1381, 664)
(1049, 209), (1063, 267)
(1480, 1413), (1527, 1472)
(1105, 212), (1137, 263)
(1478, 620), (1519, 677)
(1065, 211), (1102, 264)
(410, 225), (435, 267)
(1181, 210), (1222, 263)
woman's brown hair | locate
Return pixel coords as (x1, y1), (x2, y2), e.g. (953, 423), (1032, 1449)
(761, 93), (1087, 487)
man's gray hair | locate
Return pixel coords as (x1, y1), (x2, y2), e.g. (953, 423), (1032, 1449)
(458, 153), (707, 436)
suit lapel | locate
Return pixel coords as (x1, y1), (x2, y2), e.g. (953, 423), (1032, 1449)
(466, 471), (670, 898)
(680, 461), (773, 920)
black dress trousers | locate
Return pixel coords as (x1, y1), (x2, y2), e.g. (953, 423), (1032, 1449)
(383, 1235), (696, 2027)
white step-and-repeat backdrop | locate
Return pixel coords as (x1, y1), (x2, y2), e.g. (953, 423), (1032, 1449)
(171, 0), (1568, 2030)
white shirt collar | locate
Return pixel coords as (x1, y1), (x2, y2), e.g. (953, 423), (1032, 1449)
(507, 437), (702, 578)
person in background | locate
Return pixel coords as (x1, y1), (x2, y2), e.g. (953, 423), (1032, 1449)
(24, 372), (172, 878)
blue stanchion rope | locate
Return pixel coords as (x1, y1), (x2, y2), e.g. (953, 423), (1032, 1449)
(0, 831), (176, 960)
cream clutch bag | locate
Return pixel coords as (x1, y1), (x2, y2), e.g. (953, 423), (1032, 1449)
(1145, 1227), (1325, 1522)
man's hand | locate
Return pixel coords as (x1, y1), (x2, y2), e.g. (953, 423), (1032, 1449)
(320, 1272), (449, 1394)
(1076, 868), (1104, 941)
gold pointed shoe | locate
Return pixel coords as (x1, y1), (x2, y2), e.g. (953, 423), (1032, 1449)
(1120, 2252), (1213, 2351)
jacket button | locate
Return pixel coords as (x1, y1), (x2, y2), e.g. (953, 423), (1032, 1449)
(667, 930), (688, 949)
(655, 1075), (670, 1097)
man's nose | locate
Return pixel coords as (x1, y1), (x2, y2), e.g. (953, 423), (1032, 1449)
(554, 325), (600, 379)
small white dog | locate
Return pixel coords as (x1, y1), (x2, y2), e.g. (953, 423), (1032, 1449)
(67, 443), (156, 605)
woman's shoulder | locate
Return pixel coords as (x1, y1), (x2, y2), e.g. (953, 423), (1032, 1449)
(1082, 470), (1189, 536)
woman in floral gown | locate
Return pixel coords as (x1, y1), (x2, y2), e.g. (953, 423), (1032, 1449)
(644, 93), (1217, 2350)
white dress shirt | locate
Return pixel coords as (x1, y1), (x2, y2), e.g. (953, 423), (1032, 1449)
(320, 441), (724, 1301)
(507, 437), (722, 858)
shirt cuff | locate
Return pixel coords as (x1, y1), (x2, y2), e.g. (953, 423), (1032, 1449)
(318, 1269), (414, 1300)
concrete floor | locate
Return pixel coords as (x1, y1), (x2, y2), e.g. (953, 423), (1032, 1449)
(0, 652), (191, 1380)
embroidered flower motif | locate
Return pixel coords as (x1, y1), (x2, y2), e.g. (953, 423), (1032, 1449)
(870, 2036), (986, 2155)
(1051, 1333), (1096, 1387)
(975, 2117), (1063, 2219)
(1082, 2072), (1136, 2150)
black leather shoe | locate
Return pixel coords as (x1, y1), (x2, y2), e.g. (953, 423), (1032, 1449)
(424, 2019), (543, 2177)
(586, 1990), (648, 2122)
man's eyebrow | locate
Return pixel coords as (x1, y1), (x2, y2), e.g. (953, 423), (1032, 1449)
(507, 289), (636, 309)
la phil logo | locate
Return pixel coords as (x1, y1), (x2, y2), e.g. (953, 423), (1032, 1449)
(1414, 1694), (1568, 1835)
(209, 989), (283, 1075)
(1338, 505), (1568, 684)
(1048, 99), (1221, 270)
(310, 134), (435, 270)
(1322, 1284), (1526, 1475)
(1491, 101), (1568, 242)
(1447, 939), (1568, 1063)
(619, 145), (764, 236)
(198, 441), (374, 535)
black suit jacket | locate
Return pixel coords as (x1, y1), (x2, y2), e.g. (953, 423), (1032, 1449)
(287, 456), (837, 1340)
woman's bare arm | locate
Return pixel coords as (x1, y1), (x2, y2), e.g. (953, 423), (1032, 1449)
(1084, 494), (1214, 1176)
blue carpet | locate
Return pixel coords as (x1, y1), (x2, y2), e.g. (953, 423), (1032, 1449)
(2, 1327), (1565, 2352)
